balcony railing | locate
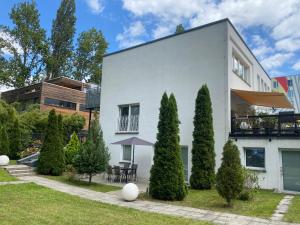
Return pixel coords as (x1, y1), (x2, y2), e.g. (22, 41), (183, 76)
(230, 113), (300, 138)
(117, 115), (139, 133)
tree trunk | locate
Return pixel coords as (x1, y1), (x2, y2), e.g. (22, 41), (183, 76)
(88, 174), (92, 184)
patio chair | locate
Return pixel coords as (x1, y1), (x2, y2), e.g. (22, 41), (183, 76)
(129, 164), (138, 182)
(106, 165), (113, 182)
(113, 166), (121, 183)
(121, 163), (130, 182)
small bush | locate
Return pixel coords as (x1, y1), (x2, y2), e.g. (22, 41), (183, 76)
(18, 140), (42, 158)
(0, 126), (10, 156)
(65, 164), (77, 181)
(64, 132), (80, 165)
(238, 168), (260, 201)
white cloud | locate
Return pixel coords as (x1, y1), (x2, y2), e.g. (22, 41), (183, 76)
(261, 53), (294, 70)
(275, 38), (300, 52)
(152, 25), (173, 39)
(251, 35), (274, 60)
(85, 0), (104, 14)
(0, 30), (23, 56)
(0, 85), (12, 92)
(292, 61), (300, 71)
(272, 12), (300, 40)
(116, 21), (146, 49)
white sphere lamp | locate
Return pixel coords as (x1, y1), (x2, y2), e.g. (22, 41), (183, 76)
(122, 183), (139, 201)
(0, 155), (10, 166)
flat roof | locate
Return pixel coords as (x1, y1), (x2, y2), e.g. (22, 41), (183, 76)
(104, 18), (270, 80)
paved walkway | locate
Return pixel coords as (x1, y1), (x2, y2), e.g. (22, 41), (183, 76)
(271, 195), (295, 222)
(18, 176), (299, 225)
(0, 180), (30, 185)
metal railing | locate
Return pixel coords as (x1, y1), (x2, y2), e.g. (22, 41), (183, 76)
(230, 113), (300, 138)
(118, 115), (139, 132)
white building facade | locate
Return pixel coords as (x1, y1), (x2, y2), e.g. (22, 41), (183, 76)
(100, 19), (300, 193)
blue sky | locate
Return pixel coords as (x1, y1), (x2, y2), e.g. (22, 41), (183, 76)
(1, 0), (300, 78)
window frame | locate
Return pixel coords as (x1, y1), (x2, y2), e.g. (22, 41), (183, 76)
(117, 103), (140, 133)
(121, 145), (132, 162)
(44, 97), (77, 110)
(232, 53), (250, 85)
(244, 147), (266, 171)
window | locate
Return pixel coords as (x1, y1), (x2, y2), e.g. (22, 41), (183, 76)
(261, 79), (264, 91)
(264, 83), (267, 92)
(118, 104), (139, 132)
(273, 81), (279, 89)
(257, 75), (260, 90)
(122, 145), (132, 161)
(233, 54), (250, 84)
(288, 79), (293, 87)
(79, 104), (89, 112)
(44, 98), (76, 110)
(245, 148), (265, 169)
(288, 90), (294, 99)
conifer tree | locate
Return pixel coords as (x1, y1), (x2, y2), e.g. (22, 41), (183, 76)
(216, 140), (244, 207)
(73, 117), (109, 184)
(190, 85), (215, 189)
(175, 24), (185, 34)
(64, 132), (80, 165)
(0, 126), (10, 156)
(8, 118), (21, 159)
(37, 110), (65, 175)
(149, 93), (187, 200)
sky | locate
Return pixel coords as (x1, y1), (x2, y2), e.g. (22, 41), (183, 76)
(1, 0), (300, 88)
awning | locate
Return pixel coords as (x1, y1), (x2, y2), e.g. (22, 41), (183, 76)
(232, 89), (294, 109)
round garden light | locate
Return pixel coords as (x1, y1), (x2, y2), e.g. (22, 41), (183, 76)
(122, 183), (139, 201)
(0, 155), (9, 166)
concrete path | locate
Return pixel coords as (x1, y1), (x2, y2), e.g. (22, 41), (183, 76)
(271, 195), (295, 222)
(18, 176), (299, 225)
(0, 180), (30, 185)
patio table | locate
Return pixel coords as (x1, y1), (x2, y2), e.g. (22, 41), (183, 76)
(120, 167), (132, 183)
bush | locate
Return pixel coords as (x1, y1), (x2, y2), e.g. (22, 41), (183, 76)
(238, 168), (260, 201)
(190, 85), (215, 190)
(63, 113), (85, 141)
(0, 126), (10, 156)
(73, 116), (109, 184)
(18, 140), (41, 158)
(8, 118), (21, 159)
(64, 132), (80, 165)
(37, 110), (65, 176)
(149, 93), (187, 200)
(216, 140), (244, 207)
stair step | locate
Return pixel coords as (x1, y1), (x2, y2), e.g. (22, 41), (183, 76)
(10, 172), (35, 177)
(8, 169), (34, 173)
(3, 165), (31, 170)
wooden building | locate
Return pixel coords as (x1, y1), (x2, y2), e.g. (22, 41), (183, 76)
(1, 77), (92, 129)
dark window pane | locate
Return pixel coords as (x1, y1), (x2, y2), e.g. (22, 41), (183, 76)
(79, 104), (88, 112)
(120, 106), (129, 116)
(44, 98), (76, 110)
(245, 148), (265, 168)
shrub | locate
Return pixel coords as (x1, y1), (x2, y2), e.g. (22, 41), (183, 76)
(18, 140), (41, 158)
(0, 126), (10, 156)
(63, 113), (85, 141)
(64, 132), (80, 165)
(238, 168), (260, 201)
(73, 116), (109, 184)
(37, 110), (65, 176)
(190, 85), (215, 189)
(149, 93), (187, 200)
(8, 118), (21, 159)
(216, 140), (244, 207)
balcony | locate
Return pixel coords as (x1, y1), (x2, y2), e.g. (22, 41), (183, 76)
(230, 113), (300, 138)
(117, 115), (139, 133)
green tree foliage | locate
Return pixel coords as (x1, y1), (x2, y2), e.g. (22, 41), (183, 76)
(190, 85), (215, 189)
(73, 117), (109, 184)
(37, 110), (65, 175)
(74, 28), (108, 84)
(216, 140), (244, 207)
(8, 118), (21, 159)
(0, 126), (10, 156)
(149, 93), (187, 200)
(175, 24), (185, 34)
(63, 113), (85, 138)
(64, 132), (80, 165)
(47, 0), (76, 78)
(0, 2), (47, 88)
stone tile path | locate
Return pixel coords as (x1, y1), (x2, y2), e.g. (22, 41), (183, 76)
(271, 195), (295, 222)
(18, 176), (300, 225)
(0, 180), (30, 185)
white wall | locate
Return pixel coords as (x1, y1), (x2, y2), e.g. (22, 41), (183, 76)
(101, 21), (228, 180)
(234, 138), (300, 191)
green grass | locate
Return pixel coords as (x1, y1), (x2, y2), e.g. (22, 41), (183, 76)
(9, 160), (17, 165)
(284, 195), (300, 223)
(0, 183), (211, 225)
(42, 174), (121, 193)
(0, 168), (18, 182)
(140, 189), (284, 218)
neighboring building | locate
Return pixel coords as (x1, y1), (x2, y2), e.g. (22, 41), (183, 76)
(100, 19), (300, 192)
(272, 75), (300, 112)
(1, 77), (91, 128)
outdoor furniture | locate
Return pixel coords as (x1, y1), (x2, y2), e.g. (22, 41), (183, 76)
(120, 167), (132, 183)
(129, 164), (138, 182)
(106, 165), (113, 182)
(113, 166), (121, 182)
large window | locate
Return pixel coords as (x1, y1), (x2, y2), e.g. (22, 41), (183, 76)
(44, 98), (76, 110)
(273, 81), (279, 89)
(118, 104), (139, 132)
(122, 145), (132, 161)
(288, 79), (293, 87)
(233, 54), (250, 84)
(245, 148), (265, 169)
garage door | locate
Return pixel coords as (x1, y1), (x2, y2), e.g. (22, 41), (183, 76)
(282, 151), (300, 192)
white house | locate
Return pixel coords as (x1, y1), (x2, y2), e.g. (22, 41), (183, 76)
(100, 19), (300, 193)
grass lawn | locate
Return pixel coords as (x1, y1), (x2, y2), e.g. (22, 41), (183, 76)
(9, 160), (17, 165)
(42, 174), (121, 193)
(284, 195), (300, 223)
(140, 189), (284, 218)
(0, 183), (211, 225)
(0, 168), (18, 182)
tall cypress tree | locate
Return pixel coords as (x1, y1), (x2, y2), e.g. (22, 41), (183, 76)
(37, 110), (65, 175)
(47, 0), (76, 78)
(190, 85), (215, 189)
(0, 126), (10, 156)
(8, 118), (21, 159)
(149, 93), (187, 200)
